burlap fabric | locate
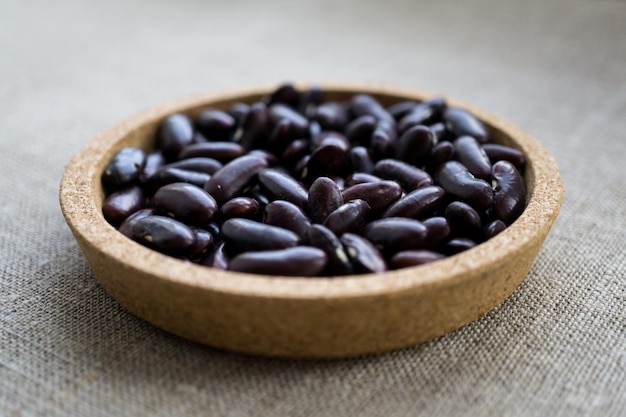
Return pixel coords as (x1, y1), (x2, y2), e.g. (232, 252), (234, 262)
(1, 0), (624, 415)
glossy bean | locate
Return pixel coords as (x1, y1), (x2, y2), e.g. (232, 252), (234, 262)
(132, 215), (196, 254)
(229, 246), (328, 276)
(454, 136), (492, 181)
(361, 217), (428, 252)
(482, 143), (526, 172)
(344, 172), (383, 186)
(342, 180), (402, 212)
(422, 216), (451, 245)
(204, 155), (268, 204)
(443, 107), (489, 143)
(442, 237), (476, 255)
(390, 250), (445, 268)
(263, 200), (311, 239)
(484, 219), (506, 240)
(237, 102), (270, 150)
(189, 227), (214, 258)
(147, 167), (210, 191)
(348, 146), (375, 174)
(382, 185), (445, 219)
(398, 98), (446, 133)
(429, 141), (455, 168)
(306, 225), (354, 276)
(118, 208), (153, 239)
(305, 135), (349, 178)
(269, 103), (309, 137)
(161, 157), (223, 175)
(153, 182), (218, 224)
(101, 147), (146, 188)
(157, 114), (194, 158)
(345, 115), (377, 146)
(257, 168), (308, 209)
(350, 94), (395, 126)
(370, 123), (397, 160)
(280, 139), (310, 167)
(324, 199), (371, 236)
(374, 159), (433, 191)
(396, 125), (434, 167)
(222, 218), (300, 252)
(340, 233), (387, 274)
(267, 83), (300, 107)
(444, 201), (483, 238)
(228, 102), (250, 126)
(200, 240), (229, 270)
(178, 141), (245, 162)
(307, 177), (344, 223)
(298, 86), (323, 118)
(492, 160), (526, 225)
(140, 151), (165, 183)
(102, 185), (144, 225)
(267, 118), (297, 149)
(434, 161), (494, 209)
(220, 197), (260, 220)
(387, 100), (418, 121)
(195, 109), (236, 141)
(315, 102), (349, 131)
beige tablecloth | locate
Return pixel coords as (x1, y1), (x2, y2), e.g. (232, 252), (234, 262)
(1, 0), (625, 415)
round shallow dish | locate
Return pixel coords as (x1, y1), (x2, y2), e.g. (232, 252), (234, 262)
(60, 83), (563, 359)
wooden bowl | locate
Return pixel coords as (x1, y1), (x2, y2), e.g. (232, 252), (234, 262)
(59, 83), (563, 359)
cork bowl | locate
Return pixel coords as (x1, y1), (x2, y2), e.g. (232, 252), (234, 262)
(60, 83), (563, 359)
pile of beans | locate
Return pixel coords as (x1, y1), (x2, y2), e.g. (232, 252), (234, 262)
(101, 84), (526, 277)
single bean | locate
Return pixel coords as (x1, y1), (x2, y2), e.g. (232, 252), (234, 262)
(492, 160), (526, 225)
(443, 107), (489, 143)
(396, 125), (434, 167)
(387, 100), (418, 121)
(153, 182), (218, 224)
(370, 123), (397, 161)
(102, 185), (145, 225)
(305, 135), (349, 178)
(306, 224), (354, 276)
(324, 199), (371, 236)
(237, 101), (270, 150)
(140, 151), (165, 183)
(361, 217), (428, 252)
(345, 114), (377, 146)
(398, 98), (446, 133)
(315, 102), (349, 131)
(200, 240), (229, 270)
(348, 146), (375, 174)
(204, 155), (268, 204)
(101, 147), (146, 188)
(374, 159), (433, 191)
(132, 215), (196, 254)
(228, 102), (250, 126)
(429, 141), (455, 168)
(382, 185), (445, 219)
(229, 246), (328, 276)
(307, 177), (344, 223)
(429, 122), (448, 142)
(482, 143), (526, 172)
(444, 201), (482, 239)
(257, 168), (308, 209)
(484, 219), (506, 240)
(344, 172), (383, 186)
(147, 167), (210, 191)
(342, 180), (402, 212)
(454, 136), (492, 181)
(263, 200), (311, 239)
(340, 233), (387, 274)
(220, 197), (260, 220)
(268, 118), (297, 149)
(267, 83), (300, 107)
(390, 250), (445, 268)
(195, 109), (236, 141)
(298, 85), (323, 118)
(434, 161), (494, 209)
(422, 216), (451, 245)
(178, 141), (245, 162)
(222, 218), (300, 252)
(157, 114), (194, 158)
(350, 94), (395, 126)
(281, 139), (310, 167)
(161, 157), (223, 175)
(189, 227), (214, 258)
(442, 237), (476, 255)
(269, 103), (309, 137)
(118, 208), (153, 239)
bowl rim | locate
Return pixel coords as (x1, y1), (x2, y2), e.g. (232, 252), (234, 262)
(60, 82), (564, 300)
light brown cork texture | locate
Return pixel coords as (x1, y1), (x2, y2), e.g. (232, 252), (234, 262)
(59, 83), (564, 359)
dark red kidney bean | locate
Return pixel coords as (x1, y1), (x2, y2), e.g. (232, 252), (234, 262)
(382, 185), (445, 219)
(429, 141), (455, 168)
(101, 147), (146, 188)
(222, 218), (300, 252)
(132, 215), (196, 254)
(344, 172), (383, 186)
(314, 102), (349, 131)
(263, 200), (311, 239)
(484, 219), (506, 240)
(396, 125), (434, 167)
(361, 217), (428, 252)
(340, 233), (387, 274)
(454, 136), (492, 181)
(266, 83), (300, 107)
(482, 143), (526, 172)
(350, 94), (395, 126)
(118, 208), (153, 239)
(434, 161), (494, 209)
(247, 149), (277, 166)
(398, 98), (446, 133)
(195, 109), (235, 141)
(153, 182), (218, 224)
(204, 155), (268, 204)
(293, 154), (310, 180)
(306, 225), (354, 276)
(200, 240), (229, 269)
(492, 160), (526, 225)
(162, 157), (223, 175)
(342, 180), (402, 212)
(267, 118), (297, 149)
(311, 131), (350, 150)
(102, 185), (144, 225)
(298, 86), (323, 118)
(220, 197), (260, 220)
(345, 115), (377, 146)
(229, 102), (250, 126)
(349, 146), (375, 174)
(178, 141), (245, 163)
(229, 246), (328, 276)
(157, 114), (194, 158)
(147, 167), (210, 191)
(205, 221), (221, 238)
(443, 107), (488, 143)
(189, 227), (214, 258)
(387, 100), (418, 121)
(422, 216), (450, 245)
(258, 168), (308, 209)
(307, 177), (344, 223)
(374, 159), (433, 191)
(281, 139), (310, 167)
(445, 201), (482, 238)
(269, 103), (309, 137)
(429, 122), (448, 142)
(370, 123), (397, 161)
(140, 151), (165, 183)
(390, 250), (445, 268)
(324, 199), (371, 236)
(442, 237), (476, 255)
(305, 136), (349, 178)
(237, 101), (270, 150)
(332, 176), (346, 190)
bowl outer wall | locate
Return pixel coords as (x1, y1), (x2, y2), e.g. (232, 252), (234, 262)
(59, 83), (564, 358)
